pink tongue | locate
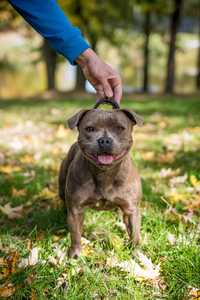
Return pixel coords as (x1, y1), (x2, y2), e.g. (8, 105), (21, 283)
(97, 154), (114, 165)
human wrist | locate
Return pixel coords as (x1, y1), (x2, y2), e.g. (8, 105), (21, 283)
(76, 48), (96, 68)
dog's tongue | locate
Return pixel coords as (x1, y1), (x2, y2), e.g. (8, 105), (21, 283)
(97, 154), (114, 165)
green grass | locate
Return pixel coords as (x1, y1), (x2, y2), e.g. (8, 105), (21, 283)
(0, 96), (200, 299)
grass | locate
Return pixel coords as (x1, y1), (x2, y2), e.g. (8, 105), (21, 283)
(0, 96), (200, 299)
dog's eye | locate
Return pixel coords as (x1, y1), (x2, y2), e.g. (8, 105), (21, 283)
(117, 125), (126, 131)
(85, 126), (95, 132)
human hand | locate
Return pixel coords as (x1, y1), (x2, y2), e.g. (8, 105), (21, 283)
(76, 48), (122, 103)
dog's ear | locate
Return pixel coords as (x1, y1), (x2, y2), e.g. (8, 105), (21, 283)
(67, 109), (90, 129)
(121, 109), (143, 126)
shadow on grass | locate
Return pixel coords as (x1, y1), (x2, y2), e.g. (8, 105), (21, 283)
(0, 96), (200, 119)
(143, 149), (200, 175)
(0, 164), (67, 238)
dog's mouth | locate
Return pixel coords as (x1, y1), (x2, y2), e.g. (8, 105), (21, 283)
(85, 151), (127, 166)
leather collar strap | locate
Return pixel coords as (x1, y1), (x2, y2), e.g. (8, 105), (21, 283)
(93, 98), (120, 109)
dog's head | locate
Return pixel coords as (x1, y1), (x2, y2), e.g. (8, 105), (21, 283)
(67, 107), (143, 168)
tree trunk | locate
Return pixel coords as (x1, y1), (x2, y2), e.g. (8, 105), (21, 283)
(165, 0), (183, 94)
(42, 39), (57, 91)
(75, 66), (85, 91)
(142, 11), (151, 93)
(74, 37), (97, 92)
(196, 15), (200, 91)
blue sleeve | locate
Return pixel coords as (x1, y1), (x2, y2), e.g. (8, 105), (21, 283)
(9, 0), (90, 65)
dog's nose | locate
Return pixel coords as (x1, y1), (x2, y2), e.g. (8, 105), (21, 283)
(98, 137), (113, 151)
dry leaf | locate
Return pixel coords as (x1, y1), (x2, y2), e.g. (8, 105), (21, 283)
(170, 174), (187, 187)
(81, 237), (94, 256)
(107, 251), (160, 284)
(56, 125), (68, 138)
(0, 203), (23, 219)
(20, 154), (35, 164)
(0, 283), (16, 298)
(12, 187), (26, 197)
(56, 273), (68, 291)
(159, 168), (180, 178)
(190, 175), (200, 187)
(167, 233), (176, 245)
(39, 187), (56, 199)
(53, 245), (66, 264)
(0, 165), (21, 174)
(141, 151), (155, 161)
(30, 289), (37, 300)
(188, 287), (200, 299)
(18, 247), (40, 268)
(28, 247), (39, 266)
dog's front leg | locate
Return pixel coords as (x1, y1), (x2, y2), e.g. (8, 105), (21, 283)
(123, 206), (141, 245)
(67, 208), (83, 258)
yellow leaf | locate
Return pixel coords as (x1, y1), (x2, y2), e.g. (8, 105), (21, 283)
(188, 287), (200, 299)
(81, 237), (94, 256)
(56, 125), (68, 138)
(0, 165), (21, 174)
(39, 187), (56, 199)
(190, 175), (200, 187)
(12, 188), (26, 197)
(0, 283), (16, 298)
(20, 154), (34, 164)
(141, 151), (155, 161)
(107, 251), (160, 284)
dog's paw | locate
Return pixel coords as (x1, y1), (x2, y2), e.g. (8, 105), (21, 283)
(68, 247), (81, 259)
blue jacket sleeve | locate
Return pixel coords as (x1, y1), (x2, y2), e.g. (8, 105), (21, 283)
(9, 0), (90, 64)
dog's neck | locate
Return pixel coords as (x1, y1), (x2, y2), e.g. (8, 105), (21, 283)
(84, 154), (127, 185)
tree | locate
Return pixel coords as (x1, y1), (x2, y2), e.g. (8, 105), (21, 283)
(165, 0), (184, 94)
(134, 0), (168, 93)
(59, 0), (133, 91)
(42, 40), (57, 91)
(197, 16), (200, 91)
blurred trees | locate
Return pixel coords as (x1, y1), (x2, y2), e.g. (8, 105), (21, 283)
(185, 0), (200, 91)
(1, 0), (200, 95)
(58, 0), (133, 91)
(165, 0), (183, 94)
(42, 40), (57, 91)
(134, 0), (168, 93)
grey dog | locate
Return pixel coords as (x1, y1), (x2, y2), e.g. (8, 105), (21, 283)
(59, 100), (143, 258)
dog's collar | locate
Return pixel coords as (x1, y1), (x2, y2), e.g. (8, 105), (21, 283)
(93, 99), (120, 110)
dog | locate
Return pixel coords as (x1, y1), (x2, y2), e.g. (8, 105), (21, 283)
(59, 99), (143, 258)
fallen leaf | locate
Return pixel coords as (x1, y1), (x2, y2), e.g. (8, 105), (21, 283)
(159, 168), (180, 178)
(12, 187), (26, 197)
(167, 233), (176, 245)
(190, 175), (200, 188)
(0, 165), (21, 174)
(0, 203), (23, 219)
(39, 187), (56, 199)
(170, 174), (188, 187)
(6, 251), (19, 274)
(53, 245), (66, 265)
(0, 283), (16, 298)
(107, 251), (160, 284)
(56, 125), (68, 138)
(30, 289), (37, 300)
(18, 247), (40, 268)
(28, 247), (39, 266)
(20, 154), (35, 164)
(141, 151), (155, 161)
(188, 287), (200, 299)
(81, 237), (94, 256)
(56, 273), (68, 292)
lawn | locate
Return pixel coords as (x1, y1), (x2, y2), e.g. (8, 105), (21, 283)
(0, 96), (200, 299)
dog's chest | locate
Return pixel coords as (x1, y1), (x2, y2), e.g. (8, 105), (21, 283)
(81, 179), (133, 210)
